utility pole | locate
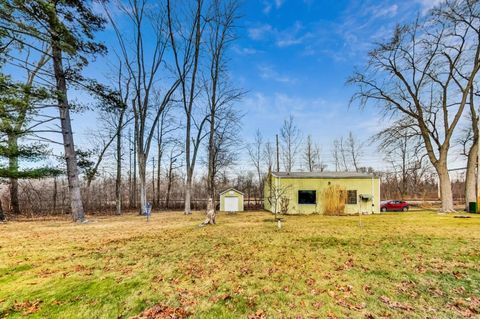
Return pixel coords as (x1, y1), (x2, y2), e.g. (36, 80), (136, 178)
(276, 134), (279, 172)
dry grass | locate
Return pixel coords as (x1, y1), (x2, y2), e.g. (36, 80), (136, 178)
(1, 210), (480, 318)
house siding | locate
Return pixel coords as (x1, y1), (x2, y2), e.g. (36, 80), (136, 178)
(264, 175), (380, 215)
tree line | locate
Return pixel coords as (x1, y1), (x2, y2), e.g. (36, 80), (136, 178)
(0, 0), (242, 222)
(0, 0), (477, 219)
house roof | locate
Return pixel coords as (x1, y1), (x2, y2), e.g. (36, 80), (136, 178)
(271, 171), (377, 179)
(219, 188), (244, 195)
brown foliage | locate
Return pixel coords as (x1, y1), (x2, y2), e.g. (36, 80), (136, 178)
(129, 304), (191, 319)
(378, 295), (414, 312)
(11, 300), (42, 315)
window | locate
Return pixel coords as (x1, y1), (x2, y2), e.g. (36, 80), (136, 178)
(347, 190), (357, 204)
(298, 190), (316, 204)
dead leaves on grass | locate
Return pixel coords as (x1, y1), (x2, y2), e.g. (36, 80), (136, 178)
(448, 296), (480, 318)
(335, 257), (355, 271)
(378, 295), (414, 312)
(10, 299), (42, 315)
(247, 309), (267, 319)
(129, 304), (191, 319)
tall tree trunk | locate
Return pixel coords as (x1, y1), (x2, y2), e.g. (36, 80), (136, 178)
(133, 129), (137, 210)
(465, 140), (478, 210)
(53, 176), (57, 214)
(156, 124), (162, 208)
(465, 91), (478, 211)
(184, 110), (193, 215)
(166, 160), (174, 209)
(128, 129), (133, 209)
(152, 157), (155, 207)
(8, 134), (20, 215)
(184, 173), (192, 214)
(156, 152), (161, 208)
(138, 152), (147, 215)
(207, 111), (215, 213)
(115, 115), (123, 215)
(166, 173), (172, 210)
(51, 39), (85, 222)
(435, 160), (455, 212)
(0, 199), (4, 221)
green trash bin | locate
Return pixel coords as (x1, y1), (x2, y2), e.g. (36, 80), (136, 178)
(469, 202), (477, 213)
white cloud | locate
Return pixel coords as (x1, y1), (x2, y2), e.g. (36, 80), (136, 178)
(275, 21), (312, 48)
(248, 24), (273, 40)
(258, 65), (297, 84)
(275, 0), (285, 9)
(372, 4), (398, 18)
(262, 1), (272, 14)
(248, 21), (310, 48)
(233, 46), (262, 55)
(262, 0), (285, 14)
(416, 0), (443, 14)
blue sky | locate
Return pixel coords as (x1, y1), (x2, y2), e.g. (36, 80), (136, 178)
(72, 0), (455, 173)
(223, 0), (442, 169)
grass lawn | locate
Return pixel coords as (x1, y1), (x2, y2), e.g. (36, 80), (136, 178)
(1, 211), (479, 319)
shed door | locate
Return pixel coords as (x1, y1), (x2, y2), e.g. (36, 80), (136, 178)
(225, 197), (238, 212)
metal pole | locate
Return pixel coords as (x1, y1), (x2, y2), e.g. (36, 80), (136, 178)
(276, 134), (279, 172)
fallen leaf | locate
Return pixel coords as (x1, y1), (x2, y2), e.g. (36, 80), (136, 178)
(379, 296), (414, 312)
(248, 309), (267, 319)
(129, 304), (190, 319)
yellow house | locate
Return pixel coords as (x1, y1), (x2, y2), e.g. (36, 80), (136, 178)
(264, 172), (380, 215)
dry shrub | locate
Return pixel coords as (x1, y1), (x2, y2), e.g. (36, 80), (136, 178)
(280, 196), (290, 214)
(323, 185), (346, 215)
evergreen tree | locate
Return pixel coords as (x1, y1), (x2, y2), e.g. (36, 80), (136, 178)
(0, 72), (61, 214)
(0, 0), (108, 221)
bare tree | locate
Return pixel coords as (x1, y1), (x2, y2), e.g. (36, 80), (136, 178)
(205, 0), (242, 216)
(303, 135), (324, 172)
(113, 64), (131, 215)
(462, 89), (479, 210)
(332, 139), (341, 172)
(280, 115), (302, 172)
(263, 141), (275, 171)
(165, 140), (184, 209)
(332, 137), (349, 172)
(346, 131), (362, 172)
(105, 0), (180, 215)
(209, 109), (241, 182)
(248, 129), (264, 192)
(265, 168), (291, 220)
(349, 1), (480, 212)
(376, 118), (428, 198)
(167, 0), (208, 215)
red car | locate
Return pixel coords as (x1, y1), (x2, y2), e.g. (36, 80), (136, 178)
(380, 200), (409, 212)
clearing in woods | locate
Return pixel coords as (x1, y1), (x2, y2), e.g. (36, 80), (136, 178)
(0, 211), (479, 318)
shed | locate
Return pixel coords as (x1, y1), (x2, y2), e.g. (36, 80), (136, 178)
(219, 188), (244, 212)
(264, 171), (380, 215)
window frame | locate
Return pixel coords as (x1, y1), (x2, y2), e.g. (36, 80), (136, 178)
(346, 190), (357, 205)
(298, 190), (317, 205)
